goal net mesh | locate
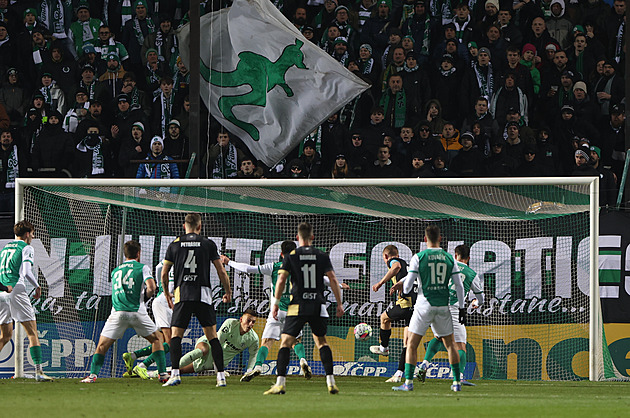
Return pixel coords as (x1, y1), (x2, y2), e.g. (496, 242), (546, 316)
(15, 181), (621, 380)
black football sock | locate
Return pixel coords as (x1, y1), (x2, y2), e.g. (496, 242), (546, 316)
(208, 338), (224, 372)
(380, 328), (391, 348)
(398, 346), (407, 372)
(277, 347), (290, 377)
(170, 336), (182, 369)
(319, 345), (334, 376)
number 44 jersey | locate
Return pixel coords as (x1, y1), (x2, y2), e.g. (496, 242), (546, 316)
(279, 246), (334, 316)
(410, 248), (460, 307)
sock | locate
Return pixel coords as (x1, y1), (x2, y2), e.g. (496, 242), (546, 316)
(380, 328), (391, 348)
(217, 371), (225, 381)
(255, 346), (269, 366)
(30, 346), (42, 365)
(277, 347), (290, 377)
(154, 350), (166, 374)
(451, 361), (461, 383)
(143, 342), (170, 367)
(404, 363), (415, 381)
(90, 353), (105, 376)
(276, 375), (286, 386)
(458, 350), (467, 378)
(293, 342), (306, 360)
(180, 348), (204, 367)
(208, 338), (224, 372)
(326, 374), (335, 386)
(398, 347), (406, 372)
(169, 336), (182, 370)
(424, 338), (444, 362)
(171, 368), (180, 378)
(133, 344), (152, 359)
(319, 345), (334, 376)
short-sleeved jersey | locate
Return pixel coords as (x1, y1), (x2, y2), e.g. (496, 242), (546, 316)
(155, 261), (175, 297)
(111, 260), (153, 313)
(164, 233), (219, 304)
(0, 240), (34, 288)
(388, 257), (416, 308)
(280, 246), (333, 316)
(409, 248), (459, 307)
(448, 261), (482, 306)
(257, 261), (291, 311)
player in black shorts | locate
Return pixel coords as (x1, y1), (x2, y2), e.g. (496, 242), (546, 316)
(161, 213), (232, 387)
(370, 245), (416, 382)
(264, 222), (344, 395)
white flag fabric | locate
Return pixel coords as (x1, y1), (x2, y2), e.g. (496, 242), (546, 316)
(177, 0), (369, 166)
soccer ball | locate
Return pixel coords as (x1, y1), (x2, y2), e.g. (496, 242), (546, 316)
(354, 323), (372, 340)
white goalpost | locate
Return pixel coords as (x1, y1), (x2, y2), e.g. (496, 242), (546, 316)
(12, 177), (612, 381)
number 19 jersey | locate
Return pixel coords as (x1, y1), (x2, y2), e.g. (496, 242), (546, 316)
(279, 246), (333, 316)
(409, 248), (459, 307)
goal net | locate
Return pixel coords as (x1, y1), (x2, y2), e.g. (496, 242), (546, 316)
(10, 177), (622, 381)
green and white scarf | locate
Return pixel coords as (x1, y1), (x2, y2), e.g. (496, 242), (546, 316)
(121, 0), (133, 26)
(300, 127), (322, 155)
(4, 145), (19, 188)
(159, 92), (175, 138)
(380, 89), (407, 128)
(358, 57), (374, 75)
(40, 85), (53, 105)
(40, 0), (69, 36)
(133, 15), (155, 46)
(474, 62), (494, 101)
(212, 143), (238, 179)
(76, 136), (105, 176)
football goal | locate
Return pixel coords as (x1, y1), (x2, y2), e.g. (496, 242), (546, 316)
(10, 177), (621, 381)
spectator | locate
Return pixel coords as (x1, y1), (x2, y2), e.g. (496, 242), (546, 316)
(484, 137), (517, 176)
(381, 27), (403, 71)
(600, 103), (626, 178)
(481, 24), (507, 72)
(94, 25), (129, 64)
(76, 64), (101, 102)
(589, 145), (617, 207)
(163, 119), (189, 174)
(381, 45), (406, 92)
(73, 123), (112, 177)
(380, 73), (416, 130)
(535, 127), (560, 176)
(331, 6), (358, 50)
(500, 46), (535, 107)
(39, 72), (67, 115)
(205, 130), (246, 179)
(142, 14), (177, 70)
(461, 96), (499, 142)
(566, 32), (595, 81)
(0, 129), (26, 211)
(120, 72), (151, 117)
(546, 0), (572, 50)
(439, 122), (462, 163)
(118, 121), (149, 178)
(331, 37), (352, 67)
(109, 93), (146, 161)
(517, 146), (543, 176)
(423, 99), (446, 138)
(414, 119), (444, 165)
(0, 69), (29, 129)
(319, 24), (341, 56)
(345, 131), (371, 177)
(396, 125), (418, 171)
(360, 0), (392, 58)
(30, 110), (73, 176)
(320, 112), (348, 172)
(0, 22), (18, 76)
(504, 121), (525, 161)
(44, 45), (79, 96)
(592, 60), (625, 121)
(63, 88), (90, 134)
(285, 158), (307, 178)
(571, 144), (599, 177)
(355, 44), (381, 93)
(77, 99), (107, 138)
(432, 153), (456, 177)
(523, 17), (558, 61)
(98, 53), (126, 105)
(461, 47), (496, 114)
(401, 53), (431, 112)
(141, 48), (164, 96)
(330, 154), (355, 178)
(237, 157), (264, 179)
(367, 144), (404, 177)
(450, 131), (484, 176)
(497, 8), (522, 47)
(520, 44), (541, 97)
(312, 0), (337, 39)
(571, 81), (599, 127)
(409, 151), (434, 177)
(430, 54), (461, 123)
(136, 136), (180, 179)
(151, 77), (176, 138)
(299, 140), (322, 178)
(121, 0), (156, 78)
(489, 73), (529, 125)
(69, 2), (103, 58)
(401, 0), (431, 66)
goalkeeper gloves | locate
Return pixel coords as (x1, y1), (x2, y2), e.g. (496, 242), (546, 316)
(458, 308), (467, 325)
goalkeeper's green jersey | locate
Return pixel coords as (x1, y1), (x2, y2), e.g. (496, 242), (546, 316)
(0, 240), (32, 287)
(409, 248), (458, 306)
(111, 260), (153, 312)
(197, 318), (259, 370)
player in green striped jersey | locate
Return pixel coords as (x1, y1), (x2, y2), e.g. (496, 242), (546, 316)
(82, 241), (166, 383)
(221, 241), (314, 382)
(419, 244), (485, 386)
(390, 225), (466, 392)
(0, 220), (53, 381)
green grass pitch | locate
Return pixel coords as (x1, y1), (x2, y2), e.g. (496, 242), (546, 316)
(1, 376), (628, 417)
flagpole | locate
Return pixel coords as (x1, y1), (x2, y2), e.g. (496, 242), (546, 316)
(189, 0), (201, 178)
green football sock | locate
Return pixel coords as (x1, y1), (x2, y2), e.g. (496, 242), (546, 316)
(451, 361), (461, 383)
(458, 350), (467, 376)
(134, 344), (153, 359)
(424, 338), (444, 362)
(404, 363), (415, 381)
(154, 350), (166, 374)
(180, 348), (204, 367)
(293, 342), (306, 360)
(255, 346), (269, 366)
(90, 353), (105, 376)
(142, 343), (170, 367)
(29, 345), (42, 365)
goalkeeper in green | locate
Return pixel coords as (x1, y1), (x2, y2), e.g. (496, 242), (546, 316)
(390, 225), (466, 392)
(221, 240), (313, 382)
(418, 244), (484, 386)
(167, 309), (259, 376)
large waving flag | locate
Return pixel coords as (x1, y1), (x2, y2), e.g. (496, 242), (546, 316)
(177, 0), (369, 166)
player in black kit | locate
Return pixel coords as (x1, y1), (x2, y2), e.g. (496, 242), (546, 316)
(264, 222), (344, 395)
(161, 213), (232, 387)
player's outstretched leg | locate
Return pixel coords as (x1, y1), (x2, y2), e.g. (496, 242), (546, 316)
(370, 312), (391, 356)
(264, 346), (289, 395)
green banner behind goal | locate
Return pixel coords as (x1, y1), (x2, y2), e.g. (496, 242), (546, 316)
(11, 178), (621, 381)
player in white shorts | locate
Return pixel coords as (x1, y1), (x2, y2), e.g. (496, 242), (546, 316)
(82, 240), (167, 383)
(122, 261), (174, 379)
(390, 225), (466, 392)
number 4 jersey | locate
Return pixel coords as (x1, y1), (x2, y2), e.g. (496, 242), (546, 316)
(279, 246), (333, 316)
(409, 248), (460, 307)
(111, 260), (153, 313)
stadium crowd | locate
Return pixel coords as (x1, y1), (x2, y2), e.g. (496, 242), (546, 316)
(0, 0), (626, 207)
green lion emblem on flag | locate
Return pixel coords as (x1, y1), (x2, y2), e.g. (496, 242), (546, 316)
(200, 39), (307, 141)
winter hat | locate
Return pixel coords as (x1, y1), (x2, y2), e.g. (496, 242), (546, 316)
(132, 122), (145, 132)
(590, 145), (601, 159)
(485, 0), (499, 9)
(573, 81), (587, 93)
(151, 136), (164, 147)
(168, 119), (181, 127)
(134, 0), (149, 10)
(360, 44), (373, 54)
(467, 41), (478, 49)
(333, 37), (348, 46)
(459, 131), (474, 144)
(145, 48), (158, 58)
(522, 43), (536, 55)
(478, 47), (491, 58)
(575, 146), (590, 162)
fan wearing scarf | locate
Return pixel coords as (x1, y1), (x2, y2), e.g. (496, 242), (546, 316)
(121, 0), (156, 78)
(136, 136), (180, 180)
(141, 14), (178, 69)
(0, 129), (25, 212)
(69, 2), (103, 58)
(74, 123), (112, 178)
(205, 130), (247, 179)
